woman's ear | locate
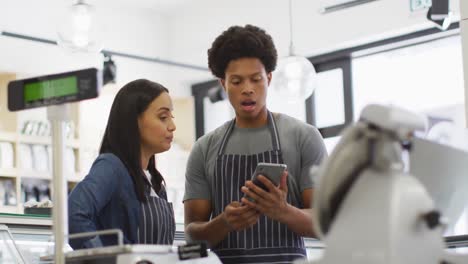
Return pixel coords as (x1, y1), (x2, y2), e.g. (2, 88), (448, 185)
(267, 72), (272, 86)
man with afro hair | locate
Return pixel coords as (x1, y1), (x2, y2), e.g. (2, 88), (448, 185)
(184, 24), (327, 263)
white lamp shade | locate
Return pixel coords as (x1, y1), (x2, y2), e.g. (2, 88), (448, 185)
(270, 55), (317, 101)
(57, 1), (102, 52)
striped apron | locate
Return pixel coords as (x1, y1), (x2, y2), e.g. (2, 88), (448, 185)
(137, 183), (175, 245)
(212, 111), (306, 264)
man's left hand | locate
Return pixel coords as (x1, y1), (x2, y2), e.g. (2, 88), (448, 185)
(241, 171), (289, 222)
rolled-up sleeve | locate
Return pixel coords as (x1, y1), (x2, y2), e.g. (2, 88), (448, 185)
(299, 126), (327, 192)
(183, 141), (211, 201)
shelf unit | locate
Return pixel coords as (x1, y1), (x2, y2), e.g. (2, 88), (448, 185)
(0, 132), (85, 214)
(0, 73), (86, 214)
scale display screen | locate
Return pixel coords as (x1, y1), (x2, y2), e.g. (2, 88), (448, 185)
(8, 68), (101, 111)
(24, 76), (78, 103)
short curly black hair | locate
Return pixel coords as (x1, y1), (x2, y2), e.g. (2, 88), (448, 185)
(207, 24), (278, 79)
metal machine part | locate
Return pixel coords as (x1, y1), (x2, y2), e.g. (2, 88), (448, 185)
(410, 137), (468, 234)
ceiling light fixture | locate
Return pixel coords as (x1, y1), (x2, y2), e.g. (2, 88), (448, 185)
(57, 0), (102, 52)
(271, 0), (317, 102)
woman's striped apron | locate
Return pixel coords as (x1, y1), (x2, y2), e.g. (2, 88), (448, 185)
(137, 180), (175, 245)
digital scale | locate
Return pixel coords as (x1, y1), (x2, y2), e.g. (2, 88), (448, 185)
(8, 68), (100, 111)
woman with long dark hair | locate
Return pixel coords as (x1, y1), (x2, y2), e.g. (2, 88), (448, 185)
(68, 79), (176, 249)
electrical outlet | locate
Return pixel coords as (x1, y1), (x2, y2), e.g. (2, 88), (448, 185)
(410, 0), (432, 12)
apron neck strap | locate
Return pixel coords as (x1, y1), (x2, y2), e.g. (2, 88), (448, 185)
(217, 111), (281, 156)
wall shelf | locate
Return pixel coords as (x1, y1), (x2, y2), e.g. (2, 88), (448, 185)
(17, 135), (80, 149)
(0, 131), (17, 142)
(18, 169), (52, 180)
(0, 167), (84, 180)
(0, 212), (52, 226)
(0, 168), (17, 177)
(0, 205), (20, 214)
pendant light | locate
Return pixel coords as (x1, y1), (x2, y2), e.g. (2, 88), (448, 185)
(57, 0), (102, 52)
(271, 0), (317, 101)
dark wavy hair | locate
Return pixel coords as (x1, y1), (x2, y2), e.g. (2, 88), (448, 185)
(207, 24), (278, 79)
(100, 79), (168, 202)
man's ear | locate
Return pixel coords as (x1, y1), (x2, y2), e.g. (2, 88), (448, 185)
(267, 72), (272, 86)
(219, 79), (226, 91)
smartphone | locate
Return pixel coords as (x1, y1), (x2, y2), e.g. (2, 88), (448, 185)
(251, 162), (287, 192)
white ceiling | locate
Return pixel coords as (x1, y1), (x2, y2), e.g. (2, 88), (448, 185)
(88, 0), (198, 14)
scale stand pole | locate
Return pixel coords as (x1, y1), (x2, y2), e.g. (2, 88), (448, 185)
(48, 104), (70, 264)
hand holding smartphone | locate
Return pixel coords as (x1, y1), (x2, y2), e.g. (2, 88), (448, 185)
(251, 162), (287, 192)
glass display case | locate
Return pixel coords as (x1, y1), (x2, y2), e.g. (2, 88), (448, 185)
(0, 213), (54, 263)
(2, 212), (468, 263)
(0, 224), (26, 263)
(0, 214), (190, 263)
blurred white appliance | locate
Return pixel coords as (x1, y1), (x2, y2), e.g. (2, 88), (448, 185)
(298, 104), (468, 264)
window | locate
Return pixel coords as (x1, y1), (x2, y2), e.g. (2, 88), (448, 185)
(352, 35), (464, 125)
(306, 57), (354, 155)
(203, 98), (234, 134)
(314, 69), (345, 128)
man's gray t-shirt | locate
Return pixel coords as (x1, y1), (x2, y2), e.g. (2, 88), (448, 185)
(183, 113), (327, 205)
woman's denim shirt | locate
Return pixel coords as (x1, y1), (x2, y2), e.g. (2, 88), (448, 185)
(68, 153), (141, 249)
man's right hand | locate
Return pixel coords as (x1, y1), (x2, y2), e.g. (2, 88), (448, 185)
(222, 201), (260, 231)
